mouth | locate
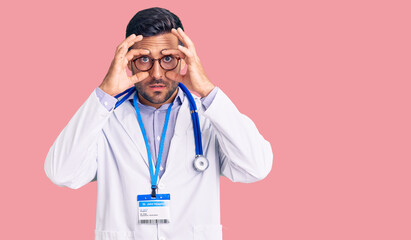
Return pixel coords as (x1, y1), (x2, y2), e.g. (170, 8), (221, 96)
(149, 84), (166, 91)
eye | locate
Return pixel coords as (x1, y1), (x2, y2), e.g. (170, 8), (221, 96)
(140, 56), (150, 63)
(163, 55), (173, 63)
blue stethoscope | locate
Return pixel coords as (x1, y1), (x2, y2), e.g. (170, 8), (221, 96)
(114, 82), (209, 173)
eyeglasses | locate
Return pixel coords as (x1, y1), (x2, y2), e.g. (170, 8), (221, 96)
(132, 55), (181, 71)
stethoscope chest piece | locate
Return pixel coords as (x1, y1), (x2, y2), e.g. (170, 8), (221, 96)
(193, 155), (209, 172)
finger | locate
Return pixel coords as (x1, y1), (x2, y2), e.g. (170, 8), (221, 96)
(116, 34), (136, 53)
(176, 28), (195, 50)
(115, 38), (147, 63)
(126, 34), (144, 48)
(119, 34), (142, 50)
(125, 49), (150, 62)
(116, 34), (143, 55)
(171, 28), (188, 48)
(161, 49), (186, 59)
(122, 49), (150, 69)
(123, 33), (138, 45)
(177, 45), (193, 58)
(129, 71), (149, 84)
(165, 71), (185, 83)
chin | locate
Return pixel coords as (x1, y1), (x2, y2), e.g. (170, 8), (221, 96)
(141, 87), (178, 105)
(147, 93), (169, 104)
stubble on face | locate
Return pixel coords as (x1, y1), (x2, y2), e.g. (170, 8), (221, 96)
(135, 78), (179, 105)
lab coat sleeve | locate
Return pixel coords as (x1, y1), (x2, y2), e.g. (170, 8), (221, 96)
(44, 90), (113, 189)
(202, 89), (273, 183)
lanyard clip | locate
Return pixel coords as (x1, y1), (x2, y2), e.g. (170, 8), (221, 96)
(151, 186), (157, 198)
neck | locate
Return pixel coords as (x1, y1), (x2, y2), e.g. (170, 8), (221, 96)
(137, 90), (178, 109)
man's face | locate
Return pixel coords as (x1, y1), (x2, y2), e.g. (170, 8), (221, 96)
(129, 33), (182, 106)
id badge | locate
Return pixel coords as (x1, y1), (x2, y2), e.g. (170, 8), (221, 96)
(137, 194), (171, 224)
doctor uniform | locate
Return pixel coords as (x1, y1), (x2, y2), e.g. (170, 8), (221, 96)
(45, 86), (273, 240)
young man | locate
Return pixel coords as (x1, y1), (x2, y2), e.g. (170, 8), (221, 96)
(45, 7), (273, 240)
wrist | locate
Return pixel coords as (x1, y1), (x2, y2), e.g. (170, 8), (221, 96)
(198, 83), (215, 98)
(99, 84), (117, 97)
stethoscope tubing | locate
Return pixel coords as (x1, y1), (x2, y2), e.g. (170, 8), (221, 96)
(114, 87), (136, 109)
(177, 83), (203, 156)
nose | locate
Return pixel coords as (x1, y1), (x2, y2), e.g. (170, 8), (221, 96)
(150, 60), (163, 80)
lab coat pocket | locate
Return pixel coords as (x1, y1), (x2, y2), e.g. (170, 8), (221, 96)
(194, 224), (223, 240)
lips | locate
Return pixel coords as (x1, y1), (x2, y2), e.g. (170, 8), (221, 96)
(149, 84), (166, 91)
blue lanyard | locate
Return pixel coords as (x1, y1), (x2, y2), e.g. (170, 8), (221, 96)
(133, 92), (173, 198)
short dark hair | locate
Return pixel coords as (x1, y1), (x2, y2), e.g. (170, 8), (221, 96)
(126, 7), (184, 45)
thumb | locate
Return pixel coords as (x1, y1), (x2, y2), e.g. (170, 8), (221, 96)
(165, 71), (184, 83)
(129, 72), (149, 84)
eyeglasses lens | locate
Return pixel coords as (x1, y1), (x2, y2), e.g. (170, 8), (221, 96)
(135, 56), (178, 71)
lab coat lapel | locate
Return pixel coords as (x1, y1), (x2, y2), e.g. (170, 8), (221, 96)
(173, 94), (192, 135)
(163, 95), (192, 174)
(113, 101), (149, 168)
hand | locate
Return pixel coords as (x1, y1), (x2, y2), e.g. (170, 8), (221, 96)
(99, 34), (150, 96)
(163, 28), (215, 98)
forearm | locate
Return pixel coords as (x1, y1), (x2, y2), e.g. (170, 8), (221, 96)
(203, 89), (273, 182)
(44, 89), (113, 189)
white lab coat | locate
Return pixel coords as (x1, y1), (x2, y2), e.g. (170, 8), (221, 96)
(45, 88), (273, 240)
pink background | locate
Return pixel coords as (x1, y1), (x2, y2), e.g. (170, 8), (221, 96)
(1, 0), (410, 239)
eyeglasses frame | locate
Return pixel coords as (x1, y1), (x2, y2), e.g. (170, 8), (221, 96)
(132, 55), (181, 72)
